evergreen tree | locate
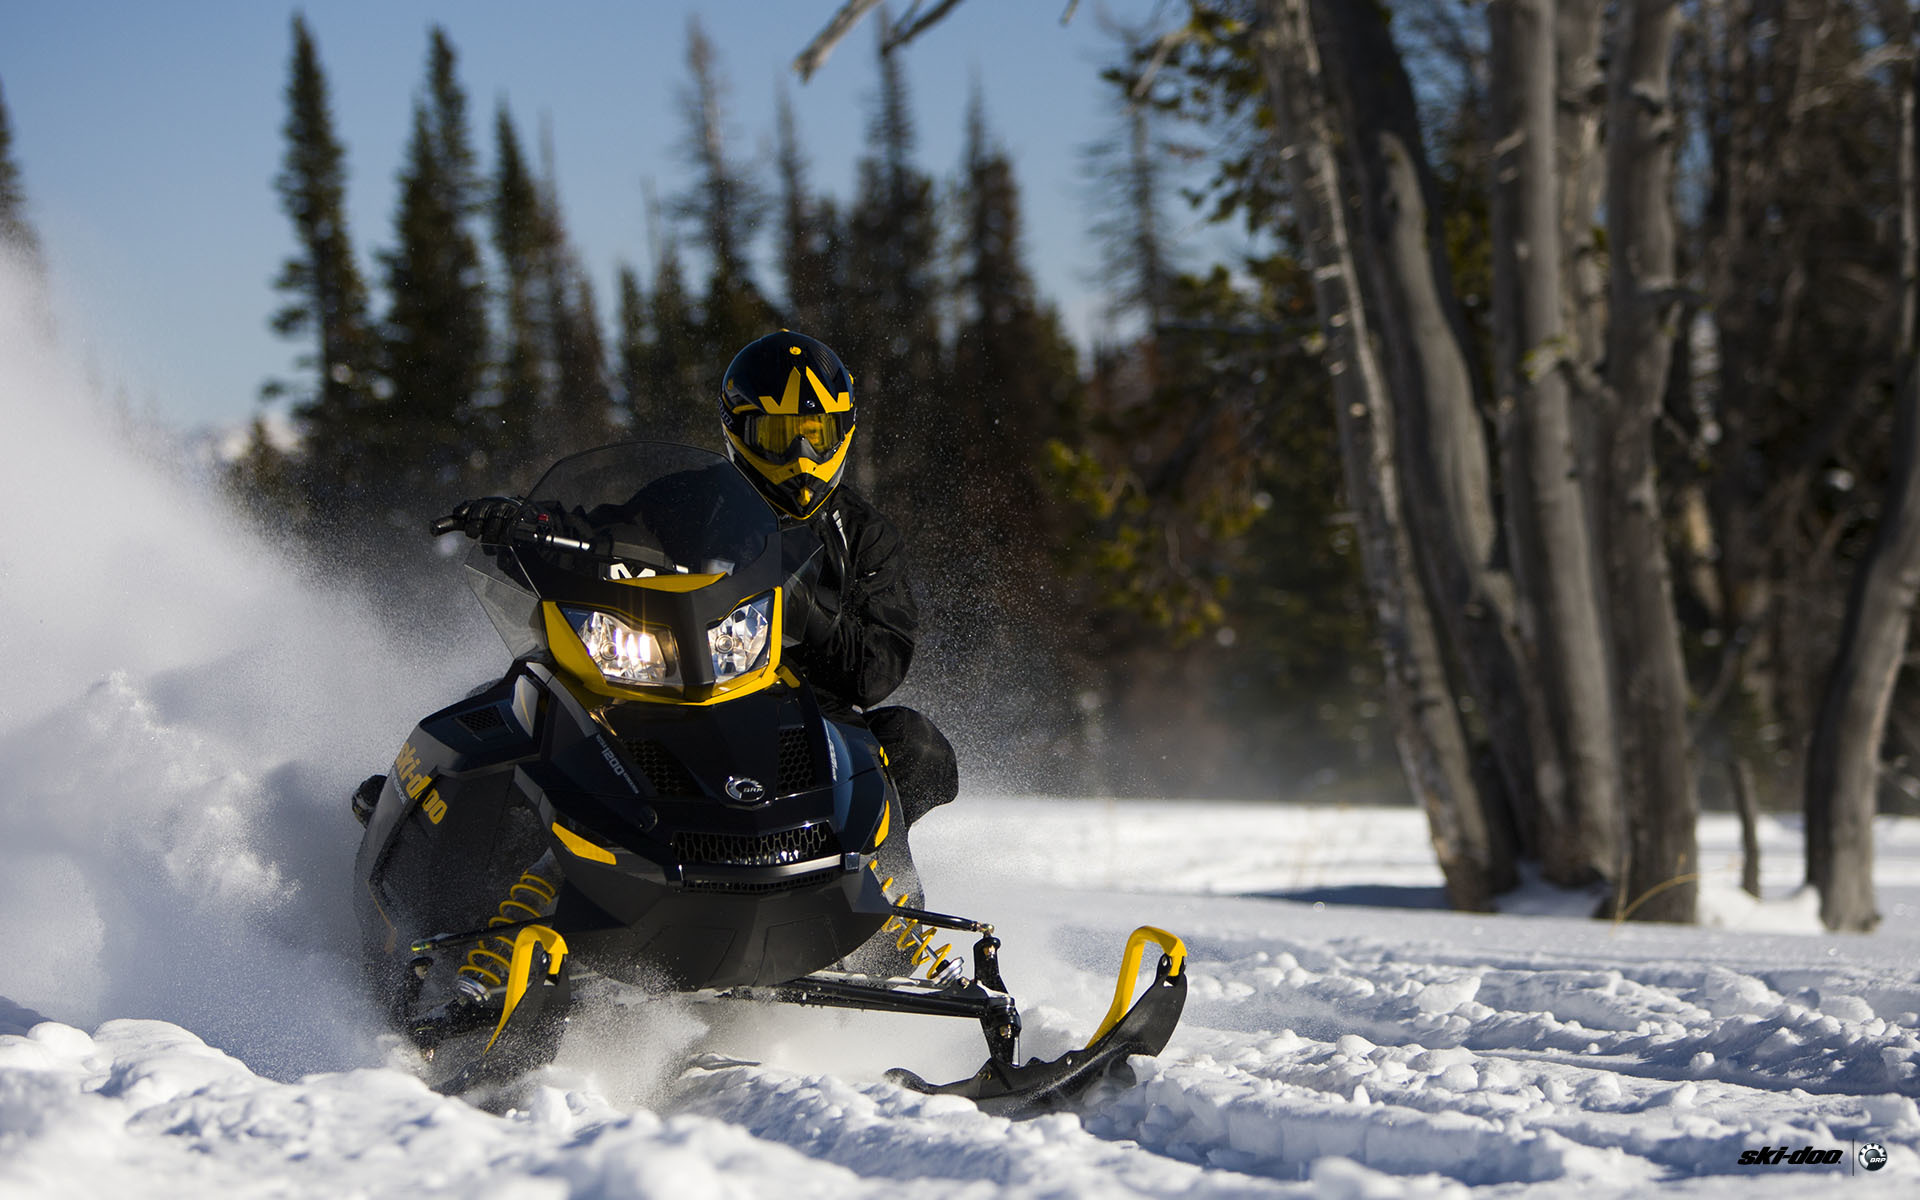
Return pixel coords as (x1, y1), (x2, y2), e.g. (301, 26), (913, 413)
(842, 19), (941, 504)
(774, 85), (840, 332)
(490, 103), (543, 467)
(640, 230), (708, 446)
(537, 169), (614, 459)
(677, 18), (774, 371)
(615, 263), (649, 431)
(379, 26), (489, 507)
(263, 14), (378, 512)
(952, 87), (1080, 535)
(0, 76), (43, 267)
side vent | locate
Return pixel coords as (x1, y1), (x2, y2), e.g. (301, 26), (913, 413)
(777, 726), (815, 793)
(624, 738), (700, 797)
(455, 706), (509, 737)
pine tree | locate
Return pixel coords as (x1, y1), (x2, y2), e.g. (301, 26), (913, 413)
(536, 162), (613, 459)
(676, 18), (774, 377)
(842, 19), (941, 504)
(379, 26), (489, 507)
(774, 85), (839, 332)
(550, 269), (613, 456)
(615, 264), (649, 431)
(952, 87), (1079, 528)
(641, 231), (708, 446)
(490, 103), (543, 467)
(263, 14), (378, 512)
(0, 76), (43, 268)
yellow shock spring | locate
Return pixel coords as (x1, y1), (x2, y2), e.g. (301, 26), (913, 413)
(456, 871), (558, 989)
(876, 873), (952, 980)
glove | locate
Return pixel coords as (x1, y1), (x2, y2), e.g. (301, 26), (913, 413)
(440, 496), (524, 545)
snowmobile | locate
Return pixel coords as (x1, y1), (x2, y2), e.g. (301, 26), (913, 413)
(350, 441), (1185, 1112)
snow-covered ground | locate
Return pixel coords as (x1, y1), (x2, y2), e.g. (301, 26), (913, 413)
(4, 264), (1918, 1198)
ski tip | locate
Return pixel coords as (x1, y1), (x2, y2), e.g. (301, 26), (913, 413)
(685, 1053), (763, 1072)
(883, 1066), (937, 1093)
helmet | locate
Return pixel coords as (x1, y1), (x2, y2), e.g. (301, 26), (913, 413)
(719, 331), (856, 521)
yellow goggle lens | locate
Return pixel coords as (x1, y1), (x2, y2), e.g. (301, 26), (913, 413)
(750, 413), (843, 456)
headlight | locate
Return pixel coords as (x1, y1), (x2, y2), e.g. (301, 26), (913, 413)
(560, 593), (772, 691)
(560, 606), (679, 686)
(709, 592), (773, 682)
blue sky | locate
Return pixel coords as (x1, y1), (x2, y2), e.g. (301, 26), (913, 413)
(2, 1), (1188, 433)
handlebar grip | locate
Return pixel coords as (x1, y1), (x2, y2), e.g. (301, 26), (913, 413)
(430, 515), (461, 536)
(531, 529), (592, 552)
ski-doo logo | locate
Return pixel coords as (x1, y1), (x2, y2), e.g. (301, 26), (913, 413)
(724, 775), (768, 806)
(394, 742), (447, 825)
(1737, 1145), (1845, 1166)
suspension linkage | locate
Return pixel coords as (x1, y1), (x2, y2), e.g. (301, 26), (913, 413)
(410, 915), (553, 955)
(880, 904), (993, 935)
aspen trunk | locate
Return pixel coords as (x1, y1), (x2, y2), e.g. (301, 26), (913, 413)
(1803, 6), (1917, 932)
(1305, 0), (1524, 889)
(1601, 0), (1699, 922)
(1253, 0), (1500, 909)
(1488, 0), (1624, 887)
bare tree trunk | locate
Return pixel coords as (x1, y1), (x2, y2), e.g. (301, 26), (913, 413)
(1804, 5), (1917, 932)
(1555, 0), (1607, 381)
(1488, 0), (1625, 887)
(1602, 0), (1700, 922)
(1730, 755), (1762, 898)
(1254, 0), (1501, 909)
(1305, 0), (1526, 885)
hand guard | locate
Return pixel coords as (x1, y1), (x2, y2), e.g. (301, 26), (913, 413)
(782, 541), (839, 648)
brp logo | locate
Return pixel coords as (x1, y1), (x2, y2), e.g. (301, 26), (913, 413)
(724, 775), (768, 806)
(1858, 1142), (1888, 1172)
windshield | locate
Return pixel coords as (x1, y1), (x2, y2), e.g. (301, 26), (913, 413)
(464, 442), (778, 660)
(521, 442), (774, 577)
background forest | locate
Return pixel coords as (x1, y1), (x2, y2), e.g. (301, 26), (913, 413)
(4, 1), (1918, 933)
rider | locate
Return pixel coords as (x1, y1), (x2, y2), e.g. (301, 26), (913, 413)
(717, 330), (957, 830)
(447, 330), (958, 831)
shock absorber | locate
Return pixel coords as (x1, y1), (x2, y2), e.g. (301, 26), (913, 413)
(876, 872), (958, 984)
(455, 870), (558, 995)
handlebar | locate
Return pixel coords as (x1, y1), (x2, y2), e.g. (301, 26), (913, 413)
(430, 506), (593, 553)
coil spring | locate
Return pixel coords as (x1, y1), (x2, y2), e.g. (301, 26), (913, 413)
(877, 873), (954, 983)
(456, 871), (558, 989)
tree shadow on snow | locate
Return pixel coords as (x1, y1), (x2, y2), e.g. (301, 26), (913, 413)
(1253, 883), (1450, 909)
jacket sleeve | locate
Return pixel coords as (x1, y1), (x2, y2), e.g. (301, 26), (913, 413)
(792, 500), (918, 708)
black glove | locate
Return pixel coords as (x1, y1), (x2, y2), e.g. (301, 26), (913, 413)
(438, 496), (524, 545)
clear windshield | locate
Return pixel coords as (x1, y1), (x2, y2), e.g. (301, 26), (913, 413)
(520, 442), (775, 577)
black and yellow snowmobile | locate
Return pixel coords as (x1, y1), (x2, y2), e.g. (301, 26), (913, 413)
(350, 441), (1185, 1112)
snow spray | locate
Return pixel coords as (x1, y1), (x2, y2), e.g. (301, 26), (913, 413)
(0, 255), (494, 1077)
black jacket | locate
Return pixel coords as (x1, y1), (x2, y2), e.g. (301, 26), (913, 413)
(782, 484), (917, 710)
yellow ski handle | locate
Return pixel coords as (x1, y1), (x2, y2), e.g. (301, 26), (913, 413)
(485, 924), (569, 1054)
(1086, 925), (1187, 1049)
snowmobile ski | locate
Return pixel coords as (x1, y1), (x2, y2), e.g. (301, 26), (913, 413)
(885, 926), (1187, 1116)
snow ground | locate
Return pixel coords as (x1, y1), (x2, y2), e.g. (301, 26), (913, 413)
(3, 261), (1918, 1198)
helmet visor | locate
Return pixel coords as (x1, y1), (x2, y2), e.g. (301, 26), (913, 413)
(746, 411), (849, 461)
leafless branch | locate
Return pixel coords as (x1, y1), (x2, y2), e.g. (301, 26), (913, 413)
(885, 0), (967, 52)
(793, 0), (887, 82)
(794, 0), (983, 81)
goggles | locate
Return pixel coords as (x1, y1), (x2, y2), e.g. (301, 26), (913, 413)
(745, 411), (849, 462)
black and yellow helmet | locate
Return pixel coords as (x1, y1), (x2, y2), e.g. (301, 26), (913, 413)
(719, 331), (856, 521)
